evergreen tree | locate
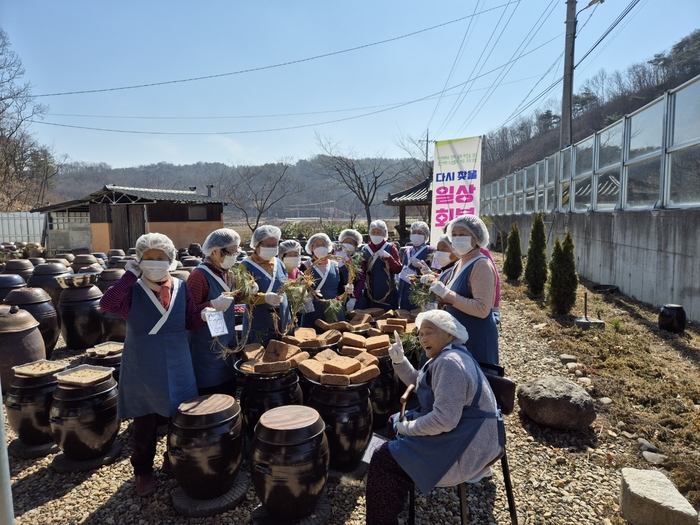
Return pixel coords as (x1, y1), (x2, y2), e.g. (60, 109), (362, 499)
(547, 231), (578, 315)
(503, 222), (523, 280)
(524, 213), (548, 295)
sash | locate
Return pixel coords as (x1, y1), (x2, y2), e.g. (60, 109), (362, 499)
(137, 278), (181, 335)
(244, 258), (277, 293)
(198, 265), (231, 293)
(313, 262), (333, 292)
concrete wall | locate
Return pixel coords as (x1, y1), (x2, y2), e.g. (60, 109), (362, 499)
(488, 209), (700, 323)
(47, 224), (93, 254)
(147, 220), (223, 250)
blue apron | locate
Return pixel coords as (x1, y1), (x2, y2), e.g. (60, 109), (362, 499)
(118, 278), (198, 419)
(445, 256), (499, 366)
(188, 265), (236, 389)
(300, 261), (346, 329)
(362, 243), (398, 311)
(241, 257), (290, 346)
(397, 245), (433, 310)
(389, 344), (498, 494)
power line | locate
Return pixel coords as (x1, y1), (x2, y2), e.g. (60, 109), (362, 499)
(35, 1), (519, 98)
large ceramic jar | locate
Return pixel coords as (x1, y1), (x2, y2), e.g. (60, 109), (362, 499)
(107, 249), (125, 258)
(28, 257), (46, 267)
(70, 255), (98, 274)
(0, 306), (46, 394)
(96, 268), (124, 294)
(4, 288), (60, 359)
(0, 274), (26, 302)
(27, 263), (72, 308)
(106, 256), (124, 269)
(57, 286), (103, 350)
(3, 259), (35, 283)
(368, 355), (400, 429)
(45, 258), (71, 268)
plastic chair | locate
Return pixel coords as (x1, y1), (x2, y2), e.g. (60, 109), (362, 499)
(407, 362), (518, 525)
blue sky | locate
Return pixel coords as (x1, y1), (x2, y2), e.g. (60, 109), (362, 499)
(2, 1), (698, 168)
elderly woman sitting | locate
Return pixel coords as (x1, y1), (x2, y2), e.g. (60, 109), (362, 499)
(365, 310), (502, 525)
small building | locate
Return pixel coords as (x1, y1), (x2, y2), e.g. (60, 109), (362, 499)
(383, 177), (431, 244)
(32, 185), (226, 254)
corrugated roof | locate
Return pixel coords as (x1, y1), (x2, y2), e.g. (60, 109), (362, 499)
(384, 177), (431, 205)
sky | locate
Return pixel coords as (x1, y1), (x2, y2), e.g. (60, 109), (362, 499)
(2, 0), (698, 169)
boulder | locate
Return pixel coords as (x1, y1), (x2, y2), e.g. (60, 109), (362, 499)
(517, 375), (596, 430)
(620, 468), (697, 525)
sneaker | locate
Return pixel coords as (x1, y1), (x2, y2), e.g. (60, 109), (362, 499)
(135, 473), (158, 496)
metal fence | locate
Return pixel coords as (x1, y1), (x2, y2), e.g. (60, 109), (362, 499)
(481, 74), (700, 215)
(0, 212), (46, 244)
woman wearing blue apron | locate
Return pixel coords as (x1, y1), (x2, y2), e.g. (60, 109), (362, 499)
(362, 220), (401, 311)
(428, 216), (499, 366)
(397, 221), (435, 310)
(99, 233), (205, 497)
(300, 232), (353, 330)
(334, 228), (366, 312)
(240, 225), (291, 346)
(365, 310), (501, 525)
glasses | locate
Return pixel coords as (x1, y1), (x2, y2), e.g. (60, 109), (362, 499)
(221, 247), (238, 256)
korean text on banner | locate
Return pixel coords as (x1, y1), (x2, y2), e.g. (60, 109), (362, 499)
(430, 136), (482, 247)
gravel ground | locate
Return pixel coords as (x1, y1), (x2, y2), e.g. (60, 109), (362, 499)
(3, 297), (647, 525)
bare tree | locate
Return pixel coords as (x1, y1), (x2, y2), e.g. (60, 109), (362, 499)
(393, 131), (432, 186)
(314, 134), (407, 226)
(218, 161), (304, 233)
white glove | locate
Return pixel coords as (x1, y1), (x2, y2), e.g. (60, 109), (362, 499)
(388, 331), (406, 365)
(265, 292), (283, 307)
(409, 257), (421, 267)
(210, 294), (234, 312)
(429, 281), (449, 299)
(346, 298), (356, 312)
(418, 261), (432, 275)
(395, 419), (411, 436)
(125, 260), (141, 277)
(200, 306), (216, 321)
(420, 273), (435, 285)
(251, 281), (259, 294)
(378, 250), (390, 259)
(344, 283), (354, 295)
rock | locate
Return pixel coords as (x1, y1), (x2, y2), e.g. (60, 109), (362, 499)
(578, 377), (591, 385)
(560, 354), (577, 365)
(620, 468), (698, 525)
(598, 397), (613, 405)
(517, 376), (597, 430)
(638, 438), (660, 453)
(622, 431), (638, 439)
(566, 362), (582, 372)
(574, 370), (583, 377)
(642, 451), (667, 465)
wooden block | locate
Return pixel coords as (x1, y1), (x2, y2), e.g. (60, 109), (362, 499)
(339, 346), (366, 357)
(315, 319), (332, 331)
(381, 323), (404, 334)
(365, 334), (391, 350)
(396, 309), (413, 320)
(350, 322), (371, 331)
(321, 329), (342, 345)
(349, 364), (380, 384)
(377, 310), (396, 320)
(375, 320), (387, 329)
(355, 352), (379, 369)
(298, 360), (324, 382)
(367, 327), (383, 337)
(263, 340), (300, 362)
(323, 356), (361, 375)
(254, 360), (291, 373)
(349, 313), (372, 326)
(242, 344), (265, 361)
(406, 322), (417, 333)
(363, 308), (386, 318)
(313, 349), (339, 363)
(345, 310), (359, 320)
(281, 336), (302, 346)
(320, 373), (350, 386)
(386, 318), (407, 328)
(410, 308), (422, 316)
(299, 338), (327, 348)
(294, 327), (318, 341)
(288, 351), (310, 367)
(341, 332), (367, 348)
(329, 321), (354, 332)
(368, 346), (390, 357)
(239, 359), (260, 373)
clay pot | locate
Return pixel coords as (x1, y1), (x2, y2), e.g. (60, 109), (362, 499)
(85, 351), (122, 382)
(96, 269), (125, 294)
(170, 269), (190, 282)
(182, 258), (201, 268)
(127, 248), (137, 256)
(0, 306), (46, 394)
(368, 355), (401, 429)
(659, 304), (686, 333)
(3, 259), (35, 282)
(106, 256), (124, 268)
(45, 258), (71, 268)
(28, 257), (46, 267)
(5, 371), (61, 445)
(57, 286), (103, 350)
(91, 253), (107, 261)
(3, 288), (60, 359)
(63, 254), (75, 263)
(27, 263), (72, 308)
(71, 255), (97, 274)
(107, 249), (125, 258)
(0, 274), (26, 303)
(100, 311), (126, 343)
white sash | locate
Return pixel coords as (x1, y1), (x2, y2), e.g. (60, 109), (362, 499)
(244, 258), (277, 294)
(446, 254), (486, 289)
(198, 265), (231, 293)
(364, 244), (389, 271)
(405, 244), (428, 266)
(313, 261), (333, 292)
(137, 278), (181, 335)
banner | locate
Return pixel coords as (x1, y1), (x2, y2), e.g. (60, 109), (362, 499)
(430, 136), (482, 247)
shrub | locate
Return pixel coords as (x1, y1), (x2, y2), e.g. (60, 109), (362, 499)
(503, 222), (523, 280)
(548, 231), (578, 315)
(524, 213), (548, 295)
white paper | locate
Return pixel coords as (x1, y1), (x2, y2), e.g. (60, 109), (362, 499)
(206, 310), (229, 337)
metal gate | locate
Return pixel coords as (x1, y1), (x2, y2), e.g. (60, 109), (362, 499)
(0, 212), (46, 244)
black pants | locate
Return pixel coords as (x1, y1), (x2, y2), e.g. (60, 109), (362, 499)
(131, 413), (163, 475)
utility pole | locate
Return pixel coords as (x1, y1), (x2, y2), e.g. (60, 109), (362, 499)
(560, 0), (577, 151)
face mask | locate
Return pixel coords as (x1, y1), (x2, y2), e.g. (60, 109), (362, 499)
(313, 246), (329, 259)
(140, 260), (171, 282)
(434, 251), (453, 267)
(258, 246), (279, 261)
(370, 235), (385, 245)
(451, 236), (473, 256)
(410, 234), (425, 246)
(342, 243), (356, 253)
(283, 256), (300, 270)
(220, 254), (236, 269)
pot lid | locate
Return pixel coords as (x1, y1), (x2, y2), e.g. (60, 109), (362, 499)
(0, 274), (26, 287)
(254, 405), (324, 445)
(3, 287), (51, 305)
(4, 259), (34, 270)
(98, 269), (125, 281)
(173, 394), (241, 430)
(73, 254), (97, 264)
(32, 263), (71, 276)
(59, 285), (103, 302)
(0, 305), (40, 332)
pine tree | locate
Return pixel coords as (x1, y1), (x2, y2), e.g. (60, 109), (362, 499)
(548, 231), (578, 315)
(503, 222), (523, 280)
(524, 213), (548, 296)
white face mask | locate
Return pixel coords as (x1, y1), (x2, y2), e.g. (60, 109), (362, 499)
(140, 260), (171, 282)
(220, 254), (236, 269)
(313, 246), (329, 259)
(258, 246), (279, 261)
(410, 234), (425, 247)
(342, 243), (356, 253)
(451, 236), (474, 256)
(434, 251), (453, 268)
(283, 256), (300, 270)
(370, 235), (385, 245)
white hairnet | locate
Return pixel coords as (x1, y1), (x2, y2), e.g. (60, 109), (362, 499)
(410, 221), (430, 238)
(339, 229), (363, 246)
(369, 220), (388, 238)
(415, 310), (469, 344)
(201, 228), (241, 257)
(279, 239), (301, 258)
(305, 233), (333, 255)
(135, 233), (178, 271)
(251, 225), (281, 248)
(436, 234), (453, 250)
(446, 216), (490, 248)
